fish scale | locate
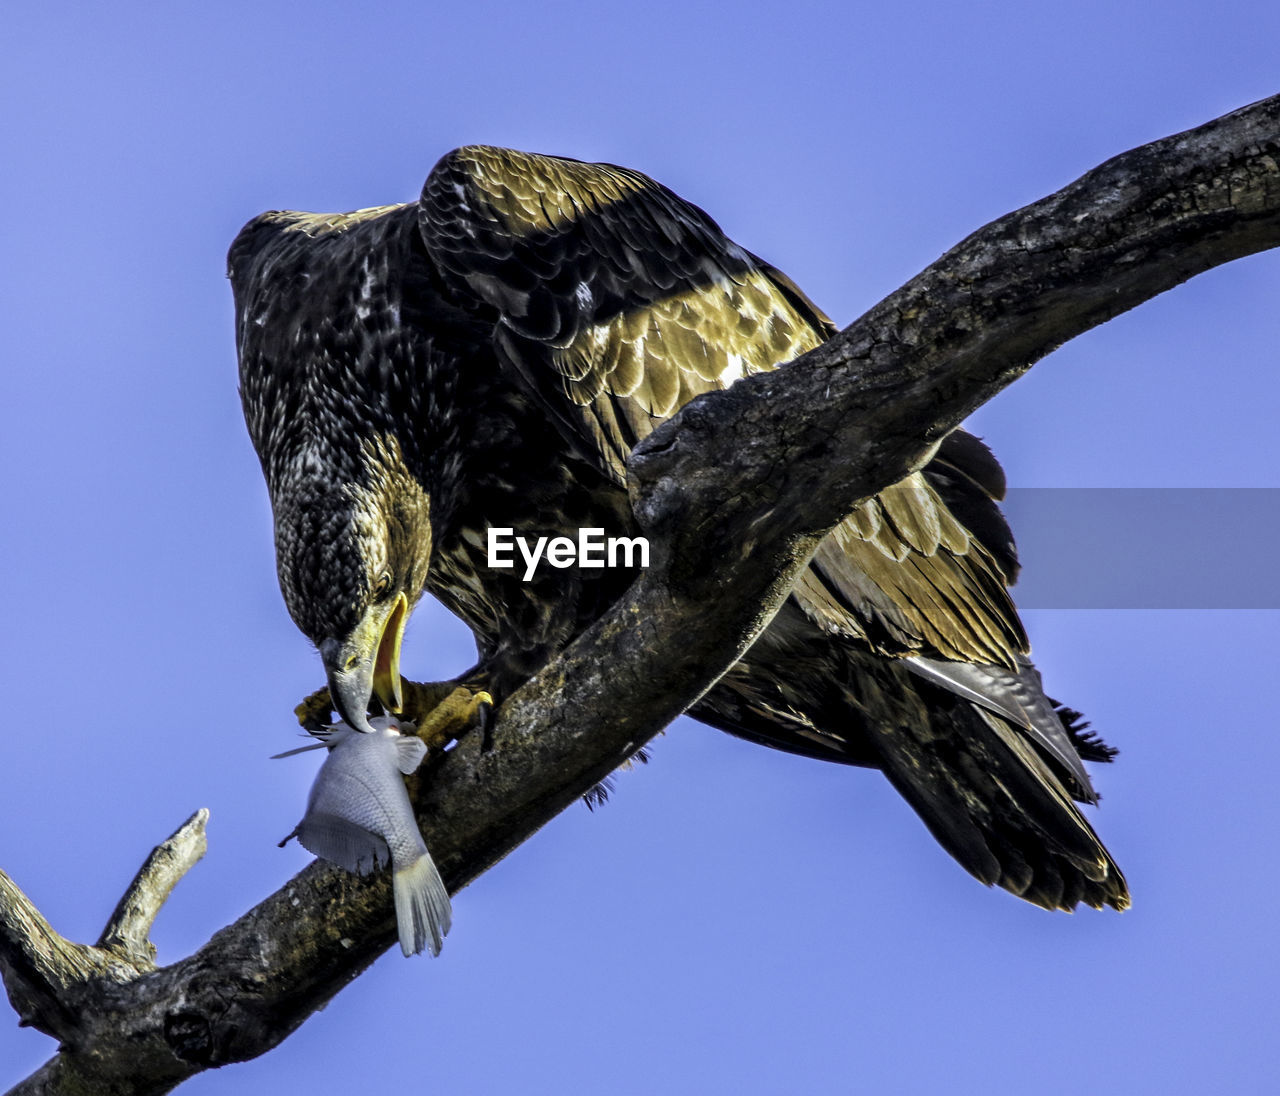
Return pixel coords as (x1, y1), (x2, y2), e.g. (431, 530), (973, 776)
(276, 717), (452, 957)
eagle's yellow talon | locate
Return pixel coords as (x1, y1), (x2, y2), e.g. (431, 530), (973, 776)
(294, 686), (335, 730)
(401, 680), (494, 750)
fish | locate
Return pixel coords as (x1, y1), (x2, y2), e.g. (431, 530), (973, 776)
(275, 715), (452, 957)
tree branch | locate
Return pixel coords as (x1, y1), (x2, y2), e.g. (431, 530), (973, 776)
(96, 810), (209, 971)
(4, 93), (1279, 1094)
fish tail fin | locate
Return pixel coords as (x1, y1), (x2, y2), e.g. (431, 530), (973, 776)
(393, 853), (453, 957)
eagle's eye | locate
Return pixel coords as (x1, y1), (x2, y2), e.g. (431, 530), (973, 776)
(373, 571), (394, 600)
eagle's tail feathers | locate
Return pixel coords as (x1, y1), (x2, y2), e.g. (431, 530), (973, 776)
(861, 688), (1129, 912)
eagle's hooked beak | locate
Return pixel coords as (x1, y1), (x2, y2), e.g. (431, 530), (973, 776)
(319, 592), (409, 733)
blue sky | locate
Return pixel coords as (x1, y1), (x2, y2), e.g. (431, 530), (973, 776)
(3, 3), (1279, 1092)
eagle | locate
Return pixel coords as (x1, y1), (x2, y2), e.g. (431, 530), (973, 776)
(230, 146), (1128, 912)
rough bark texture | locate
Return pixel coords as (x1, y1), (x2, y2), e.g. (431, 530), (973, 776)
(4, 93), (1279, 1095)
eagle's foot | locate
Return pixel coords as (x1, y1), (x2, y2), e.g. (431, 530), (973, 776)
(401, 679), (495, 751)
(294, 686), (335, 732)
(293, 679), (493, 747)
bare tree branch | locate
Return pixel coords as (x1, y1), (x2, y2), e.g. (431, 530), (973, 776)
(4, 93), (1279, 1095)
(96, 811), (210, 971)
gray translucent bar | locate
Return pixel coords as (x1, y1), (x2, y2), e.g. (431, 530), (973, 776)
(995, 489), (1280, 608)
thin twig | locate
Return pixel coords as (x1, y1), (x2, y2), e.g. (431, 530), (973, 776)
(96, 810), (210, 968)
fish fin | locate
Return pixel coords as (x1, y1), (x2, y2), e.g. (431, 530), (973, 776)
(393, 853), (453, 957)
(272, 726), (340, 758)
(270, 741), (330, 759)
(394, 735), (428, 775)
(295, 811), (391, 875)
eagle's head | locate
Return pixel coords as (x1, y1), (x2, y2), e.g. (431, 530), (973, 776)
(271, 435), (432, 732)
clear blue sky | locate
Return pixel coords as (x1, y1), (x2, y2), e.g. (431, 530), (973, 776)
(3, 3), (1279, 1092)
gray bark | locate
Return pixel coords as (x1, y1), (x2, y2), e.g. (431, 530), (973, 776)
(4, 92), (1279, 1095)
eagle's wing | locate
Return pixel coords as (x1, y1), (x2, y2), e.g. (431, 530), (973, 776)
(415, 147), (1032, 688)
(418, 145), (830, 481)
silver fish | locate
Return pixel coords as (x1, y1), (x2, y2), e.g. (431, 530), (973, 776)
(276, 716), (452, 957)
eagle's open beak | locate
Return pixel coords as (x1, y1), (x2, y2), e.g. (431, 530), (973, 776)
(320, 592), (409, 733)
(372, 592), (407, 714)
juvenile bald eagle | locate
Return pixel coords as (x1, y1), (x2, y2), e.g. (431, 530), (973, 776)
(231, 147), (1127, 912)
